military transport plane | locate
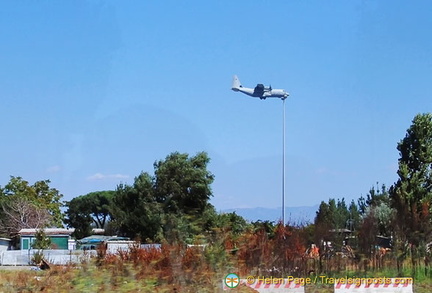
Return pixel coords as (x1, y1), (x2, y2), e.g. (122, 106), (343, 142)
(231, 75), (289, 100)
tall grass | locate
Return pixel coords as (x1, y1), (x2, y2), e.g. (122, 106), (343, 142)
(0, 225), (431, 292)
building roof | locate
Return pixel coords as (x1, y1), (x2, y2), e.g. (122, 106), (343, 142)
(78, 235), (129, 244)
(329, 228), (352, 233)
(91, 228), (105, 235)
(19, 228), (75, 236)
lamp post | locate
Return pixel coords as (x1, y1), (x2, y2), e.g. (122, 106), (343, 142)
(258, 97), (288, 225)
(282, 97), (286, 226)
(231, 75), (289, 225)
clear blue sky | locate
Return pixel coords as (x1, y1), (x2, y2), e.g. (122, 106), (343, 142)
(1, 1), (431, 212)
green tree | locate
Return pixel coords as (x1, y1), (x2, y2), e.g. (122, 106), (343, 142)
(389, 113), (432, 275)
(64, 198), (93, 239)
(314, 198), (353, 232)
(214, 212), (249, 236)
(347, 200), (361, 231)
(390, 113), (432, 247)
(315, 201), (332, 227)
(335, 198), (350, 230)
(314, 197), (358, 257)
(153, 152), (214, 216)
(32, 229), (52, 250)
(369, 202), (393, 237)
(358, 209), (379, 257)
(31, 229), (52, 266)
(165, 203), (227, 243)
(110, 152), (215, 243)
(314, 201), (333, 245)
(358, 183), (390, 215)
(64, 191), (115, 239)
(0, 177), (63, 237)
(154, 152), (215, 243)
(111, 172), (163, 241)
(356, 184), (393, 263)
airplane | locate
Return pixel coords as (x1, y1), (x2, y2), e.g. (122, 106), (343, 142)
(231, 75), (289, 100)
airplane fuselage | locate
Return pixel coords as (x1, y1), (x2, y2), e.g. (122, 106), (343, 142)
(231, 75), (289, 100)
(234, 87), (288, 99)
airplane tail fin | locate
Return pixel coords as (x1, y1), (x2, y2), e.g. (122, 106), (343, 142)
(231, 75), (242, 91)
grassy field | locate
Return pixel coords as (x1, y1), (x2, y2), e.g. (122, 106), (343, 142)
(0, 267), (430, 293)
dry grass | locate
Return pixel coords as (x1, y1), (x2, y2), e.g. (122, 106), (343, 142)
(0, 230), (431, 293)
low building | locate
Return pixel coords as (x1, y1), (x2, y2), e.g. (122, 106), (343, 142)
(77, 235), (131, 251)
(19, 228), (75, 250)
(0, 238), (11, 251)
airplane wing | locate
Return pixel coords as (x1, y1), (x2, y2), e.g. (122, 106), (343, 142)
(253, 84), (265, 96)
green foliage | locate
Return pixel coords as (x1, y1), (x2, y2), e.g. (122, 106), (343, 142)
(31, 251), (45, 266)
(213, 212), (249, 236)
(314, 197), (362, 255)
(347, 200), (361, 231)
(251, 220), (276, 238)
(315, 201), (333, 227)
(335, 198), (349, 230)
(64, 199), (93, 240)
(364, 202), (394, 237)
(111, 172), (163, 241)
(390, 113), (432, 246)
(0, 176), (63, 226)
(32, 229), (52, 250)
(315, 197), (362, 233)
(314, 198), (355, 235)
(64, 190), (115, 239)
(358, 183), (391, 215)
(31, 229), (51, 266)
(110, 152), (216, 243)
(0, 177), (64, 238)
(357, 184), (393, 241)
(153, 152), (214, 216)
(388, 113), (432, 275)
(314, 201), (333, 243)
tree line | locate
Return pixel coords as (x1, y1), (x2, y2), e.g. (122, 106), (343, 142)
(65, 151), (222, 242)
(0, 151), (248, 246)
(1, 113), (432, 274)
(312, 113), (432, 274)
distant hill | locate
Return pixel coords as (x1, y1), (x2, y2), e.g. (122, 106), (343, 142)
(222, 205), (319, 224)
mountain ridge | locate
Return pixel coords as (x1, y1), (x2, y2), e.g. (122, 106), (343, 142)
(221, 204), (319, 224)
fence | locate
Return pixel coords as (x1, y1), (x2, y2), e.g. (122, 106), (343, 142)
(0, 249), (97, 266)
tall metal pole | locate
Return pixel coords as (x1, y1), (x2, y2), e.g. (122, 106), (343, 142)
(282, 97), (286, 226)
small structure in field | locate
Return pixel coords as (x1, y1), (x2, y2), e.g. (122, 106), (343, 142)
(19, 228), (75, 250)
(77, 235), (135, 253)
(0, 238), (12, 251)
